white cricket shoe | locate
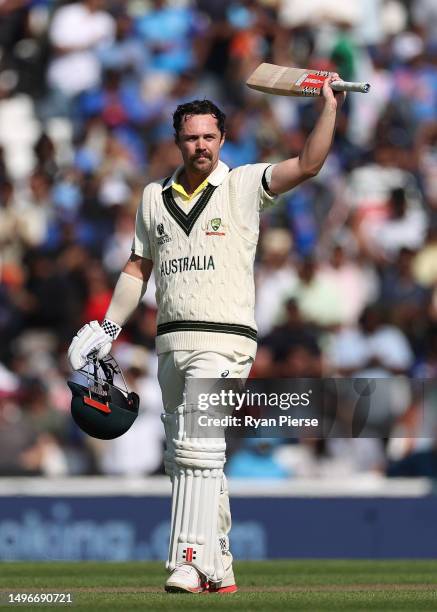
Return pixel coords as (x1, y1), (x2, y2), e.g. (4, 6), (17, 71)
(165, 565), (206, 593)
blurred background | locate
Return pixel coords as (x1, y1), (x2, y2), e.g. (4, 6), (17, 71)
(1, 0), (437, 561)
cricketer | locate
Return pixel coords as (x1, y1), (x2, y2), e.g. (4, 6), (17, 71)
(68, 75), (345, 593)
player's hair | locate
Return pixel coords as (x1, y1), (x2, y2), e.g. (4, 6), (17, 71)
(173, 100), (226, 140)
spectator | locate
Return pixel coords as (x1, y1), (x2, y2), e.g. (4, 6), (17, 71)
(285, 257), (342, 327)
(255, 228), (295, 336)
(413, 225), (437, 287)
(14, 171), (54, 248)
(415, 121), (437, 210)
(346, 143), (422, 257)
(47, 0), (116, 100)
(412, 0), (437, 44)
(367, 187), (427, 261)
(328, 305), (414, 375)
(99, 10), (147, 77)
(0, 393), (41, 476)
(319, 244), (378, 324)
(262, 298), (321, 375)
(380, 248), (430, 342)
(226, 438), (290, 479)
(135, 0), (205, 76)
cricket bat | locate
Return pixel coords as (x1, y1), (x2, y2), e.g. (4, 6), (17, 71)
(246, 63), (370, 97)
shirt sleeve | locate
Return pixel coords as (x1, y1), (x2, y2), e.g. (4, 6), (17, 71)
(132, 185), (152, 260)
(236, 162), (277, 211)
(229, 163), (278, 236)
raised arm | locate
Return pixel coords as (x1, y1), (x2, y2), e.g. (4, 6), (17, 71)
(269, 74), (346, 195)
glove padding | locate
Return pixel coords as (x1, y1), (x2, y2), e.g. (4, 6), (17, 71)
(68, 320), (114, 371)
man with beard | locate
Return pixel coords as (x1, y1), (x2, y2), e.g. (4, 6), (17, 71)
(68, 78), (345, 593)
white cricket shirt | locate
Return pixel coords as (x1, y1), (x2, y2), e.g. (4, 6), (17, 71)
(133, 160), (276, 357)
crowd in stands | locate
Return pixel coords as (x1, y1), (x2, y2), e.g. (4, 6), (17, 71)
(1, 0), (437, 478)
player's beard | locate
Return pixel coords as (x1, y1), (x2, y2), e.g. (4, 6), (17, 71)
(190, 153), (213, 174)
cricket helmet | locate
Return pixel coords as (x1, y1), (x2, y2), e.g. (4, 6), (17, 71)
(68, 355), (139, 440)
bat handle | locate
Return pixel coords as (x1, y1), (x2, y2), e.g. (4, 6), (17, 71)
(330, 80), (371, 93)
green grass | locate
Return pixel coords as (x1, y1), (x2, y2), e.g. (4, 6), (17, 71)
(1, 561), (437, 611)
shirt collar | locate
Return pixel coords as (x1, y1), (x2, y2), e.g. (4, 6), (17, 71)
(162, 160), (229, 193)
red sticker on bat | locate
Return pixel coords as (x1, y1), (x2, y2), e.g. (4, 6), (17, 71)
(300, 74), (327, 89)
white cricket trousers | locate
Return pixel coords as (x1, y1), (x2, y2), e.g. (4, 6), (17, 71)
(157, 349), (253, 578)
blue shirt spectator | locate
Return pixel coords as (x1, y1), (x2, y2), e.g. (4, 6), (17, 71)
(135, 0), (205, 74)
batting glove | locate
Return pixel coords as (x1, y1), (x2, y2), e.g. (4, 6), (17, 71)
(68, 319), (121, 370)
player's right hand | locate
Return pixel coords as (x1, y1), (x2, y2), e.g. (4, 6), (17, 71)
(323, 73), (346, 108)
(68, 320), (113, 370)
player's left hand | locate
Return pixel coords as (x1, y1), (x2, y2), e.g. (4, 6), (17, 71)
(67, 320), (113, 371)
(322, 73), (347, 109)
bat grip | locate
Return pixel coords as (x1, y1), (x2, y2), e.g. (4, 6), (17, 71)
(330, 80), (370, 93)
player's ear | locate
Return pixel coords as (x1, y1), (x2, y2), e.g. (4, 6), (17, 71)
(219, 132), (226, 147)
